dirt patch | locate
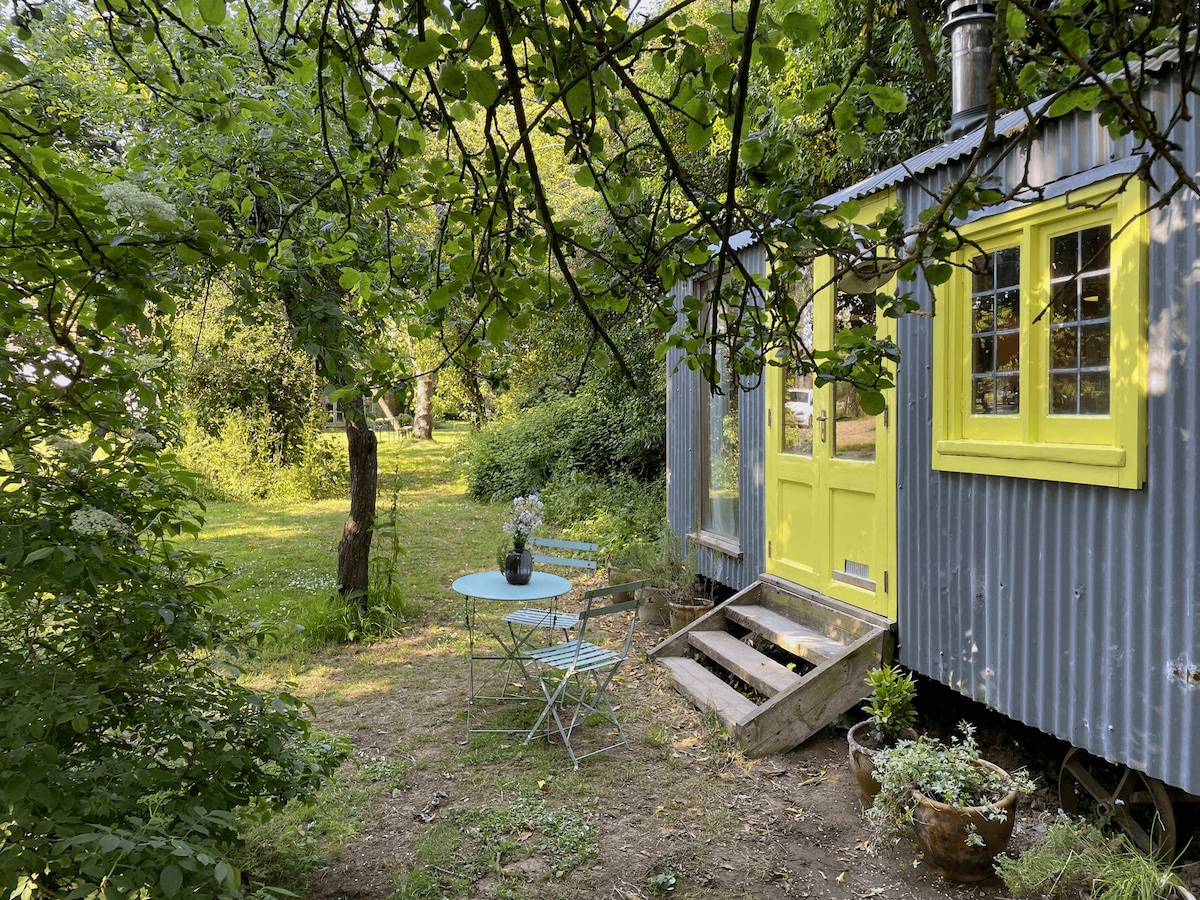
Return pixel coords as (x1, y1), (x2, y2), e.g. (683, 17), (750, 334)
(297, 615), (1199, 900)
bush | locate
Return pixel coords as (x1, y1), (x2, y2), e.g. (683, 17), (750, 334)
(539, 472), (665, 556)
(460, 386), (665, 503)
(0, 357), (349, 898)
(178, 412), (347, 501)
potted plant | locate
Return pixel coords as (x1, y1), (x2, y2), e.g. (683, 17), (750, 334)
(867, 722), (1035, 882)
(609, 533), (706, 628)
(847, 665), (919, 800)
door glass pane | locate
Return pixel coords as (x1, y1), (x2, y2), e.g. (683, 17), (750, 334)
(834, 293), (876, 460)
(782, 299), (815, 456)
(783, 372), (814, 456)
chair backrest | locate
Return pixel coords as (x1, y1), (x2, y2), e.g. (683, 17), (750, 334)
(577, 580), (649, 658)
(529, 537), (599, 574)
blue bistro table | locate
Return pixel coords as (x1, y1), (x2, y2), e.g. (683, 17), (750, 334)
(452, 570), (572, 734)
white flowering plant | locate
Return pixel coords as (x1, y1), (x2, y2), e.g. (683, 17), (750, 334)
(502, 494), (544, 547)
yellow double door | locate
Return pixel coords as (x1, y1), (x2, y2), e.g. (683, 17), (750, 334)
(764, 265), (897, 621)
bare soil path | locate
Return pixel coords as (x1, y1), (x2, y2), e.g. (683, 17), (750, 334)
(291, 611), (1199, 900)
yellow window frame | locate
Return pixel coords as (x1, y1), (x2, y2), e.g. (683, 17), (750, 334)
(932, 176), (1147, 489)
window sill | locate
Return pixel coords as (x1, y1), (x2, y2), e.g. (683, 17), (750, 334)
(689, 531), (742, 559)
(933, 439), (1140, 488)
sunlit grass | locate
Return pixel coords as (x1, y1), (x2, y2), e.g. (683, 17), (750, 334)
(196, 424), (508, 656)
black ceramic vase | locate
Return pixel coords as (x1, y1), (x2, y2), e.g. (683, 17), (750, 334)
(504, 545), (533, 585)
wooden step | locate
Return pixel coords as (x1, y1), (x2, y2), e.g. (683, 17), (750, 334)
(688, 630), (803, 698)
(657, 656), (758, 727)
(724, 604), (848, 663)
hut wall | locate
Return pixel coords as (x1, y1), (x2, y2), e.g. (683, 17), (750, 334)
(894, 74), (1200, 796)
(666, 243), (767, 592)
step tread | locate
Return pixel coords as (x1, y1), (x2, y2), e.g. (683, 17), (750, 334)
(657, 656), (758, 726)
(687, 630), (803, 697)
(725, 605), (848, 661)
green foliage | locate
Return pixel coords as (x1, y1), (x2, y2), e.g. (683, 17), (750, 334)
(539, 472), (666, 557)
(460, 387), (665, 503)
(0, 360), (349, 898)
(862, 665), (918, 745)
(997, 818), (1190, 900)
(868, 723), (1035, 849)
(177, 412), (347, 502)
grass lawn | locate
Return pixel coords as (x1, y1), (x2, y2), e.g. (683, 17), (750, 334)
(197, 424), (506, 664)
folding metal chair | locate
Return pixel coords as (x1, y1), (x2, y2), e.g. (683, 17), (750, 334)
(501, 537), (599, 635)
(521, 580), (648, 768)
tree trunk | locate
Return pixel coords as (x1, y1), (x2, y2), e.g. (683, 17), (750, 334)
(413, 371), (435, 440)
(462, 369), (487, 430)
(377, 392), (409, 436)
(338, 397), (378, 607)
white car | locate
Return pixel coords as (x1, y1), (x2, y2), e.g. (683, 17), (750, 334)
(785, 387), (814, 427)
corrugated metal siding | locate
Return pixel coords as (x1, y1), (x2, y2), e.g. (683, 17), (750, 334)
(895, 73), (1200, 796)
(666, 245), (766, 592)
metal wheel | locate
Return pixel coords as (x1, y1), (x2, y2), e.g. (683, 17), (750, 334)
(1058, 747), (1177, 858)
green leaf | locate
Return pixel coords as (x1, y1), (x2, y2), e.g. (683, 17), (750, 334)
(740, 137), (764, 167)
(465, 68), (499, 106)
(574, 167), (595, 188)
(403, 39), (442, 69)
(685, 120), (711, 152)
(159, 865), (183, 897)
(924, 262), (954, 286)
(866, 86), (907, 114)
(803, 84), (837, 114)
(841, 131), (864, 158)
(0, 52), (29, 79)
(781, 11), (820, 43)
(72, 715), (88, 734)
(197, 0), (225, 26)
(485, 312), (510, 345)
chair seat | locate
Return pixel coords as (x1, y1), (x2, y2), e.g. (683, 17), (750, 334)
(526, 639), (619, 673)
(503, 608), (580, 630)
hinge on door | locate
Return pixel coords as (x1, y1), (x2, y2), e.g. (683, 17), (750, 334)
(768, 540), (772, 558)
(767, 408), (772, 427)
(883, 406), (889, 428)
(884, 570), (889, 593)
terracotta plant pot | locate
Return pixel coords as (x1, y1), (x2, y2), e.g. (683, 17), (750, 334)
(846, 720), (919, 801)
(668, 598), (712, 632)
(909, 760), (1019, 882)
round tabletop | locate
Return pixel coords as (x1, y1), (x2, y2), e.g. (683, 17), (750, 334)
(451, 570), (572, 602)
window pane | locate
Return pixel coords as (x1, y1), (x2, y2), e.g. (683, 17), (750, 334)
(1051, 282), (1077, 323)
(973, 375), (995, 414)
(1080, 371), (1110, 414)
(994, 374), (1019, 413)
(1081, 323), (1110, 368)
(1051, 232), (1078, 277)
(1048, 226), (1111, 417)
(702, 373), (739, 538)
(1050, 326), (1078, 369)
(1080, 225), (1110, 273)
(1051, 373), (1078, 413)
(1080, 274), (1110, 319)
(969, 247), (1020, 415)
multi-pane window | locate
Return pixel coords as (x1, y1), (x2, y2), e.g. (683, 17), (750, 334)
(932, 176), (1146, 489)
(1049, 225), (1111, 415)
(970, 248), (1021, 415)
(697, 276), (740, 543)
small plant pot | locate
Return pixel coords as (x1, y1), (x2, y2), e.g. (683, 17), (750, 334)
(668, 598), (713, 632)
(909, 761), (1019, 882)
(847, 720), (919, 802)
(607, 564), (638, 604)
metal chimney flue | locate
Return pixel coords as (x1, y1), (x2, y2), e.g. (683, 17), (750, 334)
(943, 0), (996, 140)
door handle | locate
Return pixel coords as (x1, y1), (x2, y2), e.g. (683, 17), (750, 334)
(816, 411), (827, 443)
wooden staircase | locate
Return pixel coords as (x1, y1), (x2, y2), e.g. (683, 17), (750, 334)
(648, 574), (894, 756)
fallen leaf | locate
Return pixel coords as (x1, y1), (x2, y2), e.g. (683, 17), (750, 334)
(837, 872), (846, 884)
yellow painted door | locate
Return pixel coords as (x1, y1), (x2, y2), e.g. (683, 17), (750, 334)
(764, 259), (897, 620)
